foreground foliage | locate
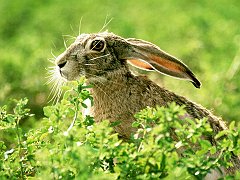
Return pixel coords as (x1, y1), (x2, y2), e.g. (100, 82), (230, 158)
(1, 0), (240, 121)
(1, 80), (240, 179)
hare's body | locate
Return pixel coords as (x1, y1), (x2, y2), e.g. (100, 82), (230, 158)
(89, 67), (225, 140)
(52, 32), (240, 177)
(89, 66), (240, 176)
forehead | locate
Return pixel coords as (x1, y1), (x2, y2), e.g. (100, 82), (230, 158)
(75, 33), (91, 43)
(75, 32), (113, 44)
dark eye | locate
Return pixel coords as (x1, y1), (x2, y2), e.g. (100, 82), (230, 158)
(90, 40), (105, 51)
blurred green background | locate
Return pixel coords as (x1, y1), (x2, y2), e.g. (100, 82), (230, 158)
(0, 0), (240, 122)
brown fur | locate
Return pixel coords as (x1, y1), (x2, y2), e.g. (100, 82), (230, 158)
(89, 67), (225, 139)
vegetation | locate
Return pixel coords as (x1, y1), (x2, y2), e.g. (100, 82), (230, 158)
(0, 0), (240, 179)
(1, 80), (240, 179)
(1, 0), (240, 120)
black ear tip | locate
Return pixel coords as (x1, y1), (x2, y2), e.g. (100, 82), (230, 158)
(186, 69), (201, 88)
(191, 78), (201, 88)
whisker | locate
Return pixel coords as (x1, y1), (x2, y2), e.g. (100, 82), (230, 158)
(54, 82), (65, 104)
(45, 75), (54, 82)
(46, 65), (66, 104)
(49, 80), (59, 94)
(48, 79), (64, 104)
(53, 84), (61, 103)
(46, 66), (56, 70)
(51, 49), (57, 59)
(90, 80), (110, 99)
(47, 67), (57, 71)
(48, 86), (58, 102)
(46, 71), (57, 77)
(70, 24), (76, 36)
(47, 69), (55, 80)
(78, 17), (83, 36)
(99, 15), (113, 33)
(90, 40), (103, 51)
(45, 75), (57, 84)
(46, 72), (56, 77)
(48, 59), (55, 64)
(63, 36), (69, 50)
(87, 54), (110, 61)
(62, 34), (76, 40)
(49, 85), (58, 103)
(51, 41), (57, 49)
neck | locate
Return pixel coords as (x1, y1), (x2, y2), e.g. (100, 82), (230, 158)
(86, 68), (137, 122)
(86, 68), (141, 139)
(87, 67), (132, 93)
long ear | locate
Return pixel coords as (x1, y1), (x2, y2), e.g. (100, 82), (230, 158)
(121, 38), (201, 88)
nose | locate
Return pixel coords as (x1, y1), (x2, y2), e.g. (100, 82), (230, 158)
(55, 51), (68, 68)
(58, 61), (67, 69)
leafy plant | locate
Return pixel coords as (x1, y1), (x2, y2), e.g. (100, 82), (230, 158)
(0, 80), (240, 179)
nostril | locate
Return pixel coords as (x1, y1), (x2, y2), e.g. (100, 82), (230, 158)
(58, 61), (67, 69)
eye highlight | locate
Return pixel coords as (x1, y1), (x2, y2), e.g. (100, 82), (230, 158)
(90, 39), (106, 52)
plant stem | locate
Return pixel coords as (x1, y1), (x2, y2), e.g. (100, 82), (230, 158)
(16, 117), (24, 179)
(66, 101), (79, 133)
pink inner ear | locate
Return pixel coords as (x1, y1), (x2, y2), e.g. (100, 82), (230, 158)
(127, 59), (154, 70)
(149, 54), (184, 73)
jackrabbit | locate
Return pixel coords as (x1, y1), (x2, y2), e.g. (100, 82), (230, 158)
(52, 32), (239, 177)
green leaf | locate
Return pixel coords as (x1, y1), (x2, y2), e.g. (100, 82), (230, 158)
(81, 102), (88, 108)
(82, 85), (94, 89)
(132, 121), (140, 128)
(43, 106), (52, 117)
(199, 140), (211, 149)
(215, 130), (229, 139)
(229, 121), (235, 131)
(209, 146), (217, 154)
(110, 120), (122, 127)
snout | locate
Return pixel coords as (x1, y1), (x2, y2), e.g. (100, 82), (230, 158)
(54, 53), (68, 79)
(54, 42), (85, 81)
(58, 61), (67, 69)
(55, 55), (82, 81)
(55, 51), (67, 67)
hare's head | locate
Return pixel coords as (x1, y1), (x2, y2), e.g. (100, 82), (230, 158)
(54, 32), (130, 82)
(51, 31), (200, 90)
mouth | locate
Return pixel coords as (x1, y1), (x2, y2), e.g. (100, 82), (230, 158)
(58, 66), (82, 82)
(59, 69), (68, 81)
